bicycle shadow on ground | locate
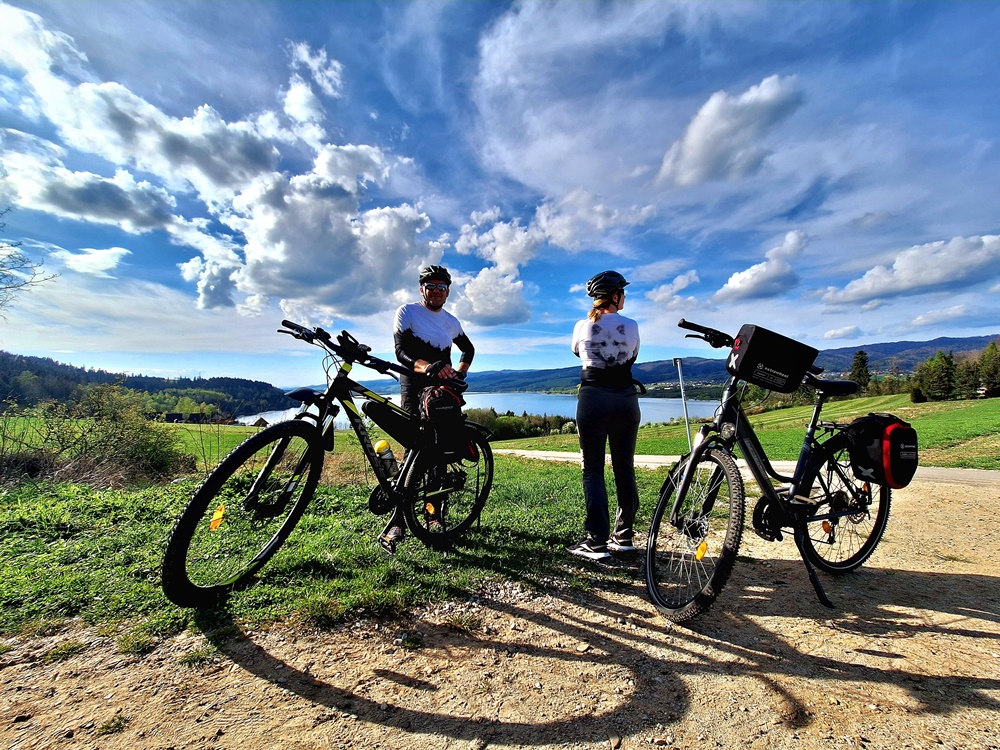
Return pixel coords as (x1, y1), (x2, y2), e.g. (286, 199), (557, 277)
(687, 555), (1000, 716)
(191, 551), (998, 747)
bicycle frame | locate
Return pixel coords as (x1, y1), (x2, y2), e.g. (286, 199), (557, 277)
(668, 375), (849, 608)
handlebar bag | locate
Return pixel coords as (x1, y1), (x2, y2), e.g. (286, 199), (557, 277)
(726, 324), (818, 394)
(844, 413), (919, 488)
(420, 385), (473, 458)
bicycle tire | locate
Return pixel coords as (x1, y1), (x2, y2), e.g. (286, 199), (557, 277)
(162, 419), (325, 608)
(645, 447), (745, 623)
(799, 433), (892, 574)
(402, 425), (493, 549)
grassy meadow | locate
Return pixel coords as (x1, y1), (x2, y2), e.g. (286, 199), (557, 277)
(0, 394), (997, 655)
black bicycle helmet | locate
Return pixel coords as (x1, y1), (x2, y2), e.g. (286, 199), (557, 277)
(419, 265), (452, 285)
(585, 270), (629, 298)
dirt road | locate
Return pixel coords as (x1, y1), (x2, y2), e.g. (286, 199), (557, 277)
(2, 470), (998, 750)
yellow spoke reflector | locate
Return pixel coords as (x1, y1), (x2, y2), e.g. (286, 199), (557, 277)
(696, 541), (708, 561)
(822, 520), (833, 535)
(425, 502), (436, 515)
(209, 504), (226, 531)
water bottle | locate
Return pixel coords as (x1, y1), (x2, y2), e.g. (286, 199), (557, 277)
(374, 440), (398, 477)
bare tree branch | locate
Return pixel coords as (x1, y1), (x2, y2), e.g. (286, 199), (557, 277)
(1, 207), (57, 312)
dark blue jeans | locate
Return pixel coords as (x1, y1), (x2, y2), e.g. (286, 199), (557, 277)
(576, 384), (641, 543)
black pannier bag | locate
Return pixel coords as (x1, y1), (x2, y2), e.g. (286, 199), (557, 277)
(844, 413), (918, 489)
(361, 399), (419, 449)
(419, 384), (476, 459)
(726, 324), (819, 394)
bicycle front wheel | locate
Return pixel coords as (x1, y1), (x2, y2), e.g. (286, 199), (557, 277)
(800, 435), (891, 574)
(162, 419), (325, 608)
(645, 447), (745, 623)
(402, 426), (493, 549)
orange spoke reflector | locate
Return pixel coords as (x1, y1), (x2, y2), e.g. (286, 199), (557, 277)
(209, 504), (226, 531)
(425, 503), (436, 515)
(822, 520), (833, 535)
(696, 541), (708, 561)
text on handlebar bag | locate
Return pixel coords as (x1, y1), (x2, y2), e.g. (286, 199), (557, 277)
(726, 324), (819, 394)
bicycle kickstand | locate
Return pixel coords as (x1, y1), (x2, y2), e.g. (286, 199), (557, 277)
(793, 528), (835, 610)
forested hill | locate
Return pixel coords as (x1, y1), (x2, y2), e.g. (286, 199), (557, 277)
(0, 351), (290, 417)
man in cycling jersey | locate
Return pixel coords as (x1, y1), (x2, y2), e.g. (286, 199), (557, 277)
(379, 264), (475, 552)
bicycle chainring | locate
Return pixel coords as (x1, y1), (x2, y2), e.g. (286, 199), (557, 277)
(368, 486), (395, 515)
(752, 496), (787, 542)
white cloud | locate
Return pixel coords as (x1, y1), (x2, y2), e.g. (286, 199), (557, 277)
(283, 75), (323, 124)
(450, 267), (530, 326)
(532, 189), (654, 252)
(824, 325), (860, 340)
(912, 304), (970, 327)
(630, 258), (687, 284)
(455, 216), (543, 276)
(646, 270), (701, 311)
(713, 230), (807, 302)
(822, 235), (1000, 305)
(657, 75), (804, 186)
(51, 246), (130, 277)
(288, 42), (344, 98)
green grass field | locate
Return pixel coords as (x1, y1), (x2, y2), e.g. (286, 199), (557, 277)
(1, 394), (996, 654)
(494, 394), (1000, 470)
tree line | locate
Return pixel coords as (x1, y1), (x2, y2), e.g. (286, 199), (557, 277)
(849, 341), (1000, 402)
(0, 350), (291, 418)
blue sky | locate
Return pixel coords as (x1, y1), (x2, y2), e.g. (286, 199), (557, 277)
(1, 1), (998, 388)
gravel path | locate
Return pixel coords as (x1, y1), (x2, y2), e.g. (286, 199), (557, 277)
(2, 470), (998, 750)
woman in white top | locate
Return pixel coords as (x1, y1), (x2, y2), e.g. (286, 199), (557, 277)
(568, 271), (642, 560)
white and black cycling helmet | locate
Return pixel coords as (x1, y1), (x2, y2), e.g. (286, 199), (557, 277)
(419, 265), (452, 285)
(585, 270), (629, 298)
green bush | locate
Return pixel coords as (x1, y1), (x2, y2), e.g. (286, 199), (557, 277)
(1, 385), (194, 488)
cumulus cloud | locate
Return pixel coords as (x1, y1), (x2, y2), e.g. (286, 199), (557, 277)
(1, 150), (176, 231)
(450, 266), (530, 326)
(657, 75), (804, 186)
(0, 4), (450, 325)
(822, 235), (1000, 305)
(824, 325), (860, 339)
(713, 230), (807, 302)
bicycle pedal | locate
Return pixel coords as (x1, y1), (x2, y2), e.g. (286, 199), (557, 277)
(753, 527), (783, 542)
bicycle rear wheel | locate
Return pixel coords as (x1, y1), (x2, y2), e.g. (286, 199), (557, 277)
(162, 419), (324, 608)
(645, 447), (745, 623)
(402, 425), (493, 549)
(800, 435), (891, 574)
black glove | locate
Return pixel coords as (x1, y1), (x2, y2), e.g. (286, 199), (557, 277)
(425, 360), (447, 377)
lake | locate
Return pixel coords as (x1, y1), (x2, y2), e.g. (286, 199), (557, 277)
(238, 392), (717, 426)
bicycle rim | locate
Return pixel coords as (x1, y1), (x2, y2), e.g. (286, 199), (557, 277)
(403, 428), (493, 549)
(802, 439), (891, 574)
(162, 420), (323, 607)
(645, 448), (745, 622)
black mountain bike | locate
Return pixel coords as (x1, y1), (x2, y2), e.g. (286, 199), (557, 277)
(162, 321), (493, 609)
(645, 319), (893, 622)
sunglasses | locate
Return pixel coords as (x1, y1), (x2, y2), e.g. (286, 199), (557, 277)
(423, 282), (450, 291)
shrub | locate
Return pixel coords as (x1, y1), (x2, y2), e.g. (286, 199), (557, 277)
(1, 385), (194, 488)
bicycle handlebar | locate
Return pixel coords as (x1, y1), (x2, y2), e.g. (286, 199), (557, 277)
(677, 318), (735, 349)
(278, 319), (468, 391)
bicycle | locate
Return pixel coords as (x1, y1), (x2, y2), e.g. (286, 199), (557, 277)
(162, 320), (493, 609)
(645, 319), (914, 622)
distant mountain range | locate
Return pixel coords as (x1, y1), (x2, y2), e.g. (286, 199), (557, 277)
(5, 333), (997, 408)
(449, 333), (1000, 393)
